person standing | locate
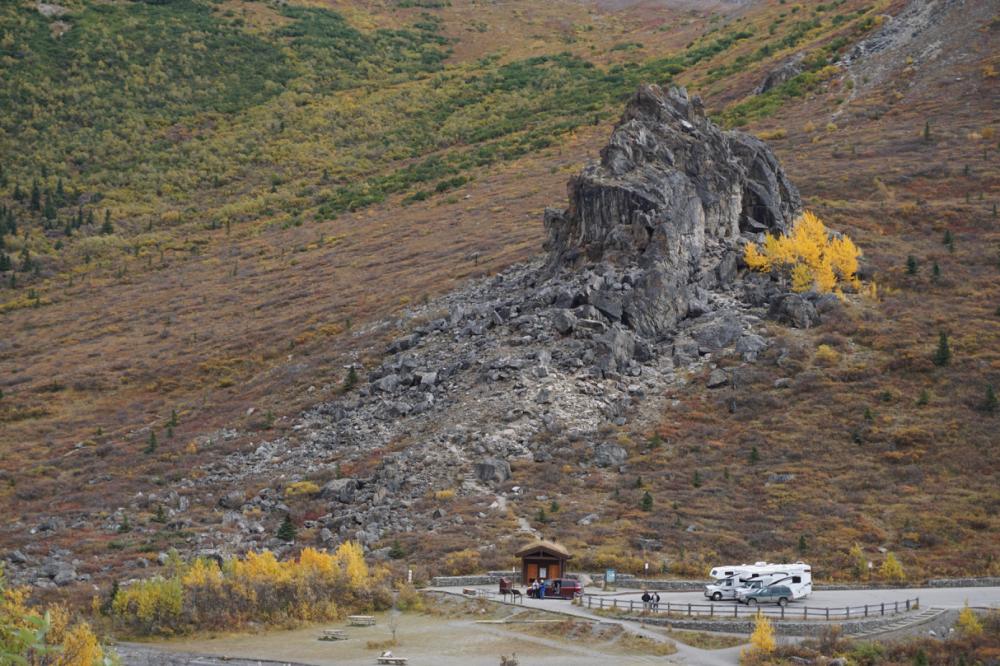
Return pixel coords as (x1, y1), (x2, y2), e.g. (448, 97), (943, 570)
(653, 592), (661, 612)
(531, 579), (539, 598)
(641, 590), (651, 612)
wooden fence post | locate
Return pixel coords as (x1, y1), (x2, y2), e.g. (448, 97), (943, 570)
(687, 603), (692, 617)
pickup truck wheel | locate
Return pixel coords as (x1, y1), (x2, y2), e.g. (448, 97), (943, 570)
(712, 592), (722, 601)
(747, 598), (758, 607)
(778, 598), (788, 607)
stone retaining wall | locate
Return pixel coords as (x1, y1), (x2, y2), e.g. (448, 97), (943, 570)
(618, 612), (909, 637)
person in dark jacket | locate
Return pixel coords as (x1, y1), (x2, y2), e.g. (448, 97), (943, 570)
(641, 590), (651, 612)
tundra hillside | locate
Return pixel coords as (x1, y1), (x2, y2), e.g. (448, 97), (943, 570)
(0, 0), (997, 593)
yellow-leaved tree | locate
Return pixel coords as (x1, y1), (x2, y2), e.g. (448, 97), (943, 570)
(957, 602), (983, 636)
(334, 541), (369, 590)
(749, 610), (776, 653)
(743, 211), (861, 294)
(1, 566), (106, 664)
(879, 552), (906, 582)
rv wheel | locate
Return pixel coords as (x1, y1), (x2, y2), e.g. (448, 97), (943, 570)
(711, 592), (722, 601)
(747, 598), (757, 607)
(778, 598), (788, 607)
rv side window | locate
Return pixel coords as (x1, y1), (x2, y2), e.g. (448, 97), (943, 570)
(792, 576), (801, 583)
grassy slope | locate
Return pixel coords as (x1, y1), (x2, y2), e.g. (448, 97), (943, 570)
(0, 0), (996, 582)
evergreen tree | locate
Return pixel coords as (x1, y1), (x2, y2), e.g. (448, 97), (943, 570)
(0, 253), (10, 272)
(76, 207), (84, 229)
(932, 261), (940, 280)
(798, 534), (807, 554)
(168, 408), (178, 428)
(943, 229), (953, 250)
(932, 332), (951, 366)
(0, 164), (6, 187)
(535, 507), (548, 524)
(13, 183), (23, 202)
(30, 179), (40, 211)
(749, 446), (760, 464)
(42, 195), (56, 221)
(55, 178), (65, 205)
(153, 505), (168, 524)
(101, 211), (113, 235)
(118, 514), (131, 533)
(906, 255), (918, 275)
(344, 366), (358, 390)
(87, 209), (95, 227)
(984, 384), (997, 414)
(923, 120), (931, 142)
(144, 430), (157, 454)
(692, 471), (702, 487)
(277, 514), (297, 542)
(640, 491), (653, 511)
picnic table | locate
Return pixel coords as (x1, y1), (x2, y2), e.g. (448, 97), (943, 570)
(318, 629), (347, 641)
(376, 653), (407, 665)
(348, 615), (376, 626)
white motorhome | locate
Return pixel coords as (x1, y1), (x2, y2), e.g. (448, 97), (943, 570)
(704, 562), (812, 601)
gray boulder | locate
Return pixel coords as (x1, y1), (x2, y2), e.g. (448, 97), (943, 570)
(218, 490), (245, 510)
(707, 369), (729, 388)
(320, 478), (358, 504)
(769, 293), (820, 328)
(736, 334), (768, 361)
(552, 310), (577, 335)
(690, 313), (743, 351)
(593, 443), (628, 468)
(474, 459), (511, 485)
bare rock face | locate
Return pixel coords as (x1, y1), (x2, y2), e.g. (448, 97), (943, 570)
(544, 84), (801, 338)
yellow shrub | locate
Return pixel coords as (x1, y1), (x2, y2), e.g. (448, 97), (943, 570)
(749, 611), (775, 653)
(434, 489), (456, 501)
(181, 558), (222, 587)
(285, 480), (321, 497)
(879, 552), (905, 582)
(957, 603), (983, 636)
(442, 549), (481, 576)
(55, 622), (104, 666)
(815, 344), (840, 366)
(112, 577), (184, 633)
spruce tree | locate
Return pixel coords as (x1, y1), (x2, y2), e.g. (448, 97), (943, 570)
(30, 180), (40, 211)
(749, 446), (760, 464)
(42, 195), (56, 221)
(692, 471), (702, 487)
(932, 332), (951, 366)
(906, 255), (918, 275)
(277, 514), (297, 542)
(13, 183), (22, 202)
(144, 430), (157, 454)
(798, 534), (807, 554)
(984, 384), (997, 414)
(640, 491), (653, 511)
(0, 165), (6, 187)
(943, 229), (953, 249)
(923, 120), (931, 142)
(932, 261), (940, 280)
(101, 211), (113, 235)
(55, 178), (65, 205)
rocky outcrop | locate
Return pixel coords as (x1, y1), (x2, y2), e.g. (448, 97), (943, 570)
(544, 84), (801, 339)
(754, 53), (805, 94)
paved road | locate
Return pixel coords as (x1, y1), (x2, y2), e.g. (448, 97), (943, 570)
(588, 586), (1000, 610)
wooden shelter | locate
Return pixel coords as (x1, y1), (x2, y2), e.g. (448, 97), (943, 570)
(515, 539), (572, 585)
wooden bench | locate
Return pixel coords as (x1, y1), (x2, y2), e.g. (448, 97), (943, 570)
(318, 629), (347, 641)
(348, 615), (376, 626)
(462, 587), (477, 596)
(376, 658), (407, 665)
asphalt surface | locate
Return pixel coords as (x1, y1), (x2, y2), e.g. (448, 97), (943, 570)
(588, 586), (1000, 609)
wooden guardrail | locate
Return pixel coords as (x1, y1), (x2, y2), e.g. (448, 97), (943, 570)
(581, 595), (920, 621)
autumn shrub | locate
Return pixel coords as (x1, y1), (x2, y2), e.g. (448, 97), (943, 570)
(284, 480), (321, 497)
(744, 211), (860, 293)
(112, 543), (377, 636)
(441, 549), (481, 576)
(958, 603), (983, 636)
(878, 552), (905, 582)
(1, 566), (107, 664)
